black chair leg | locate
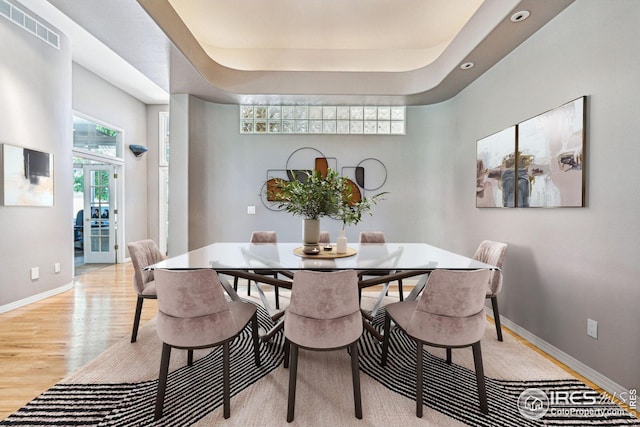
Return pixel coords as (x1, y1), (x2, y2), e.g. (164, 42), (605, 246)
(398, 279), (404, 301)
(283, 339), (290, 369)
(131, 296), (144, 343)
(233, 276), (239, 292)
(287, 343), (299, 422)
(446, 348), (452, 365)
(491, 296), (503, 341)
(380, 313), (392, 366)
(223, 342), (230, 419)
(472, 341), (489, 415)
(187, 349), (194, 366)
(416, 341), (424, 418)
(154, 343), (172, 420)
(251, 312), (261, 367)
(274, 285), (280, 309)
(350, 342), (363, 419)
(247, 280), (252, 296)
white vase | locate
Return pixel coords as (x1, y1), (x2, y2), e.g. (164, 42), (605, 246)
(302, 219), (320, 247)
(337, 229), (347, 254)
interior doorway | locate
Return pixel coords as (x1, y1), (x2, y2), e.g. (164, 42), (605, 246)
(73, 159), (121, 272)
(72, 113), (125, 275)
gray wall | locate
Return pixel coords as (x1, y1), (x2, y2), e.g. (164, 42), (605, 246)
(174, 0), (638, 392)
(72, 63), (157, 255)
(448, 0), (640, 391)
(0, 3), (167, 309)
(0, 5), (73, 307)
(182, 100), (453, 248)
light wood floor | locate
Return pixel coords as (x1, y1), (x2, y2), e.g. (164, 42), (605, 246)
(0, 262), (157, 420)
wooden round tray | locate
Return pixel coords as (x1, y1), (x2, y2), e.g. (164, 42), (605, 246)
(293, 246), (357, 259)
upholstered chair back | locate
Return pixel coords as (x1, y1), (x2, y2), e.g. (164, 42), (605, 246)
(319, 231), (331, 244)
(250, 231), (277, 243)
(359, 231), (386, 243)
(472, 240), (507, 295)
(407, 269), (490, 346)
(128, 240), (164, 294)
(154, 269), (235, 348)
(285, 270), (362, 349)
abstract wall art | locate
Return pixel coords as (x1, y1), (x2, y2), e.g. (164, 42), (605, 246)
(261, 147), (388, 211)
(476, 126), (516, 208)
(1, 144), (54, 206)
(476, 96), (586, 208)
(518, 97), (585, 207)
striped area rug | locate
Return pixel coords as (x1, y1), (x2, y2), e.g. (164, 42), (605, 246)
(358, 311), (639, 427)
(1, 303), (638, 426)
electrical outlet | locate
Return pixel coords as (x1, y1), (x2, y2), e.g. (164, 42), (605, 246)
(54, 262), (61, 273)
(30, 267), (39, 281)
(587, 318), (598, 339)
(247, 205), (256, 215)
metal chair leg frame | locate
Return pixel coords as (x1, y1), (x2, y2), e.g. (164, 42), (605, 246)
(472, 341), (489, 415)
(131, 296), (144, 343)
(287, 343), (299, 422)
(416, 341), (424, 418)
(154, 343), (171, 420)
(380, 313), (392, 366)
(251, 313), (262, 367)
(222, 342), (230, 419)
(351, 341), (363, 419)
(490, 296), (503, 341)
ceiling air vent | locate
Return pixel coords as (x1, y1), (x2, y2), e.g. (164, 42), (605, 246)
(0, 0), (60, 49)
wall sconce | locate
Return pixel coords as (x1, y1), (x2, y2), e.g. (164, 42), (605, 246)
(129, 144), (148, 157)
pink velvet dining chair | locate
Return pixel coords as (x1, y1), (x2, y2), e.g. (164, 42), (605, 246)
(358, 231), (404, 302)
(153, 268), (260, 420)
(235, 231), (285, 308)
(283, 269), (363, 422)
(319, 230), (331, 244)
(127, 239), (164, 343)
(472, 240), (508, 341)
(380, 269), (491, 417)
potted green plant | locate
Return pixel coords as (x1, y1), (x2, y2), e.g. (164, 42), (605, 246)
(268, 168), (342, 248)
(335, 182), (386, 253)
(267, 168), (385, 251)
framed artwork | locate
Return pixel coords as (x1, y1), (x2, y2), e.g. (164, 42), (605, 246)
(476, 126), (516, 207)
(518, 96), (585, 207)
(476, 96), (586, 208)
(1, 144), (54, 206)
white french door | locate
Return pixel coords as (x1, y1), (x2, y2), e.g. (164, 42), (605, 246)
(83, 165), (117, 263)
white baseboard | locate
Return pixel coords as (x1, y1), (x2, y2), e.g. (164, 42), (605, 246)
(485, 307), (629, 398)
(0, 282), (74, 314)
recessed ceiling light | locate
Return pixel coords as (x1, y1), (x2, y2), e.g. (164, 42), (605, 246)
(460, 62), (474, 70)
(511, 10), (530, 23)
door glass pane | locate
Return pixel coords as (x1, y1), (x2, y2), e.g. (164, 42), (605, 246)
(90, 170), (110, 253)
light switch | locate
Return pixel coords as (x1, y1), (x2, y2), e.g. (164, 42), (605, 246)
(54, 263), (61, 273)
(247, 205), (256, 215)
(30, 267), (39, 280)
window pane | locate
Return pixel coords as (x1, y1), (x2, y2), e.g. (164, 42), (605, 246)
(73, 116), (122, 158)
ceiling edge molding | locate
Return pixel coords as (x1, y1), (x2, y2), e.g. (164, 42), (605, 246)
(140, 0), (575, 105)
